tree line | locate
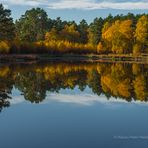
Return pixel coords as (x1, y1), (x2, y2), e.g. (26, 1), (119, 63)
(0, 3), (148, 54)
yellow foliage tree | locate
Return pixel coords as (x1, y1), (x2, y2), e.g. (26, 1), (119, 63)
(60, 24), (80, 43)
(102, 20), (133, 54)
(135, 15), (148, 45)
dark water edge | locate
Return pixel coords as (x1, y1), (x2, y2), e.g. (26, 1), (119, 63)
(0, 54), (148, 64)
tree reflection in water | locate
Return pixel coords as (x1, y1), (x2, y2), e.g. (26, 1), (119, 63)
(0, 90), (11, 112)
(0, 62), (148, 111)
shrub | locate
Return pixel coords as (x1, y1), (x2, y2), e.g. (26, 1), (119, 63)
(0, 41), (10, 53)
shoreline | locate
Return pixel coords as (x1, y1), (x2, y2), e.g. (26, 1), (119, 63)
(0, 54), (148, 64)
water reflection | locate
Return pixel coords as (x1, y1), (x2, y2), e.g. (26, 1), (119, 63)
(0, 90), (11, 112)
(0, 62), (148, 111)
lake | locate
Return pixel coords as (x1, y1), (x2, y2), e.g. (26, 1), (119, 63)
(0, 61), (148, 148)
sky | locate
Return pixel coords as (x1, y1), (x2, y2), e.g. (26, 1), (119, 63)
(1, 0), (148, 23)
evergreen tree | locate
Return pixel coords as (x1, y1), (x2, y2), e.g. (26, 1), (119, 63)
(88, 17), (104, 44)
(15, 8), (50, 42)
(78, 19), (88, 43)
(0, 4), (15, 41)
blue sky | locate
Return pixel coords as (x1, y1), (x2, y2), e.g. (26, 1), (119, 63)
(1, 0), (148, 23)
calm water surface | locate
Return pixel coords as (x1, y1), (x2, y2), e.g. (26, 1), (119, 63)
(0, 61), (148, 148)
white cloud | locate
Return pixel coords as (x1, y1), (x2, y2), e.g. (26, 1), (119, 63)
(1, 0), (47, 6)
(1, 0), (148, 9)
(48, 0), (148, 10)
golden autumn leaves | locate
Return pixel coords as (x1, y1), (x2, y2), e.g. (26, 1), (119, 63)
(97, 16), (148, 54)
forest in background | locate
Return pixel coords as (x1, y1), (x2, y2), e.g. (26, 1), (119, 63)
(0, 3), (148, 55)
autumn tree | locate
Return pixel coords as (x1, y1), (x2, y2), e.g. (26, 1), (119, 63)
(45, 28), (59, 41)
(60, 24), (80, 42)
(102, 20), (133, 54)
(135, 15), (148, 53)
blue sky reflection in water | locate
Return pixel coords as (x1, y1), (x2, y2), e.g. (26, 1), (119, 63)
(0, 62), (148, 148)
